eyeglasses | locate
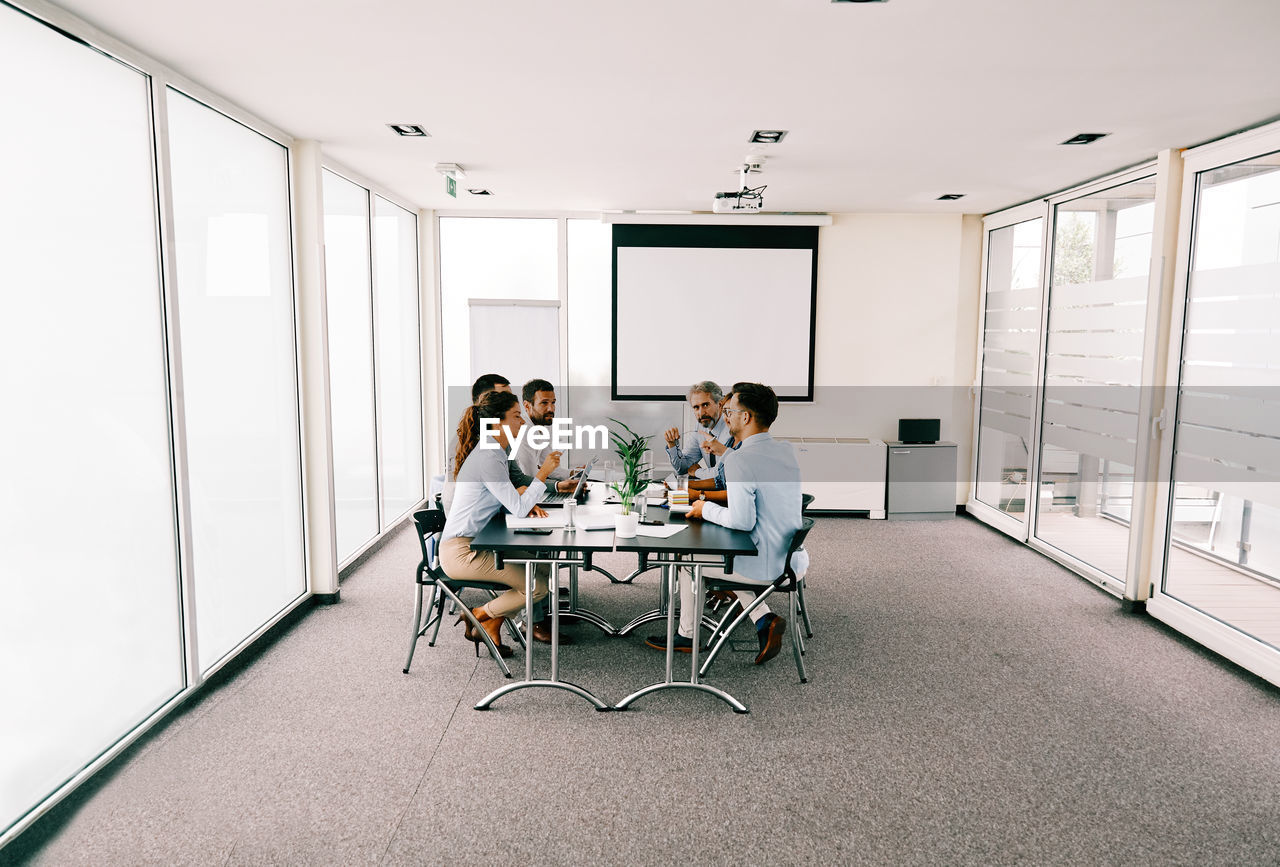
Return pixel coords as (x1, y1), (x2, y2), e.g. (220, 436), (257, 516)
(722, 407), (746, 417)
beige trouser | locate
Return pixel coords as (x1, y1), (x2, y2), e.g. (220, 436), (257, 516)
(440, 536), (549, 618)
(678, 568), (770, 639)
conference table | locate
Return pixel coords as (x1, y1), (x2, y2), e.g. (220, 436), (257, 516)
(467, 487), (758, 713)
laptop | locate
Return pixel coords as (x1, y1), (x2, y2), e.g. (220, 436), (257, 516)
(539, 458), (596, 506)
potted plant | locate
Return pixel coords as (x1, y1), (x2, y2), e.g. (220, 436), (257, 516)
(608, 418), (651, 538)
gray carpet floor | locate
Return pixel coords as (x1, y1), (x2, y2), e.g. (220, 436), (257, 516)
(6, 516), (1280, 866)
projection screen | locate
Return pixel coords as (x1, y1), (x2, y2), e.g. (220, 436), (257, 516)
(612, 224), (818, 400)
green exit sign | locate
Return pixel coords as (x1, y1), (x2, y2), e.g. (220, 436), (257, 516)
(446, 176), (456, 197)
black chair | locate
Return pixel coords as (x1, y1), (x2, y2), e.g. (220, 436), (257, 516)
(402, 509), (516, 679)
(699, 517), (815, 683)
(797, 493), (817, 640)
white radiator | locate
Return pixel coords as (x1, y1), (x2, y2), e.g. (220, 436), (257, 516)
(779, 437), (887, 518)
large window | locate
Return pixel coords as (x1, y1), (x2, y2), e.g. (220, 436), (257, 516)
(0, 7), (182, 837)
(1160, 153), (1280, 653)
(372, 196), (424, 527)
(167, 89), (307, 673)
(438, 217), (558, 442)
(322, 171), (378, 557)
(321, 179), (424, 557)
(1034, 176), (1156, 585)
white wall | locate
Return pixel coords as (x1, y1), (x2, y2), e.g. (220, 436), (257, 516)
(429, 212), (986, 503)
(771, 213), (984, 503)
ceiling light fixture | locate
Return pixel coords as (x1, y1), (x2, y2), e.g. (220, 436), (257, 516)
(1061, 132), (1109, 145)
(387, 123), (429, 137)
(937, 193), (965, 201)
(749, 130), (788, 144)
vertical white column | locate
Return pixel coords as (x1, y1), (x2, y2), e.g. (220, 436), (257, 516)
(419, 208), (444, 484)
(1125, 147), (1184, 606)
(293, 139), (340, 600)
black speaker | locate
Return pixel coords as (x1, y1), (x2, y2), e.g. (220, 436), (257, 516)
(898, 418), (940, 444)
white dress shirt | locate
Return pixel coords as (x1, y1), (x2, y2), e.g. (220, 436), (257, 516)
(699, 431), (803, 584)
(667, 415), (730, 474)
(512, 425), (569, 482)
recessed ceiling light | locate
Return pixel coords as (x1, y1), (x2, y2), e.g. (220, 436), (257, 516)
(749, 130), (788, 144)
(467, 189), (492, 196)
(1061, 132), (1109, 145)
(937, 193), (965, 201)
(387, 123), (429, 137)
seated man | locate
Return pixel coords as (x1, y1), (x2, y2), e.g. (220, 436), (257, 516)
(663, 380), (731, 477)
(511, 378), (580, 495)
(650, 382), (801, 664)
(686, 394), (738, 506)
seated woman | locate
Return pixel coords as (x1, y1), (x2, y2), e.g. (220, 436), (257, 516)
(441, 389), (560, 657)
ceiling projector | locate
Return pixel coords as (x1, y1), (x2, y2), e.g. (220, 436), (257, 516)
(713, 189), (764, 213)
(713, 154), (767, 212)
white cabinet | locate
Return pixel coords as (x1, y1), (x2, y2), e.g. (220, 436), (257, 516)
(780, 437), (887, 519)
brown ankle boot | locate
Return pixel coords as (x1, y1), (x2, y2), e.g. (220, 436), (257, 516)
(478, 612), (514, 659)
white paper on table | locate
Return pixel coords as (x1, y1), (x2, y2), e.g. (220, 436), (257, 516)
(506, 515), (565, 529)
(575, 513), (618, 530)
(668, 503), (691, 514)
(634, 524), (686, 539)
(645, 496), (667, 506)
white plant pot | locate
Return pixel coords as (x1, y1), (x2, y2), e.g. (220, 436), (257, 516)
(614, 513), (639, 538)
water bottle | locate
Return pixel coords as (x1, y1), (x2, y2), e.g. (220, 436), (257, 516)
(564, 500), (576, 532)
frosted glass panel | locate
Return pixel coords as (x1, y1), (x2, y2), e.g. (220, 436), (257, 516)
(167, 89), (306, 672)
(0, 9), (182, 835)
(1035, 176), (1155, 582)
(1163, 156), (1280, 652)
(975, 218), (1043, 519)
(373, 196), (424, 526)
(322, 171), (378, 559)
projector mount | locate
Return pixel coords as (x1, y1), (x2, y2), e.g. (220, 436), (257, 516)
(712, 154), (768, 213)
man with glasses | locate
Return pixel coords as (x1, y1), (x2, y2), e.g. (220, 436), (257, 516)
(663, 380), (732, 477)
(650, 382), (803, 664)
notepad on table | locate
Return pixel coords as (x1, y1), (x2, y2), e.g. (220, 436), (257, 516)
(506, 515), (565, 529)
(634, 524), (685, 539)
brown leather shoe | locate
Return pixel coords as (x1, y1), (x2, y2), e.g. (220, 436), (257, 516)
(528, 621), (575, 645)
(754, 613), (786, 665)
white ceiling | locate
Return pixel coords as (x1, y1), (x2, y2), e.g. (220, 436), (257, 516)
(47, 0), (1280, 215)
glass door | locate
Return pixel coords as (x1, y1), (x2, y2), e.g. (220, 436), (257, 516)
(971, 208), (1046, 535)
(1032, 174), (1157, 589)
(1150, 140), (1280, 680)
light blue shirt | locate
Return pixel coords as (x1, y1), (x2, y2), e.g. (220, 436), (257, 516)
(443, 445), (547, 540)
(667, 415), (730, 475)
(701, 432), (803, 584)
(712, 436), (738, 490)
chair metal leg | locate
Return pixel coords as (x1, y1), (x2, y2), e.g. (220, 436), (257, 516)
(699, 585), (780, 678)
(797, 576), (813, 639)
(440, 584), (513, 678)
(426, 585), (445, 646)
(790, 592), (808, 683)
(403, 583), (425, 674)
